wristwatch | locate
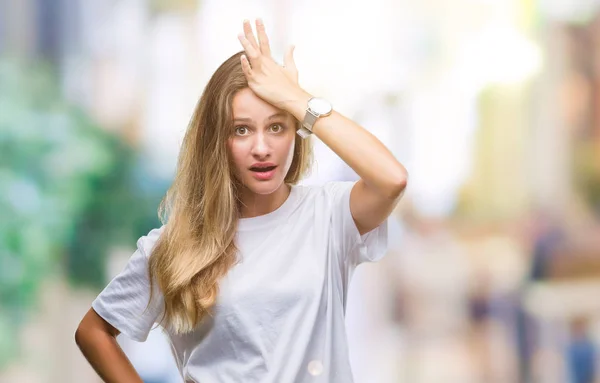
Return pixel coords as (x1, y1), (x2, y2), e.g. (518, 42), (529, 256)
(297, 97), (333, 138)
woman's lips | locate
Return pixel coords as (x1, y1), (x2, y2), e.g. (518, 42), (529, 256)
(250, 166), (277, 181)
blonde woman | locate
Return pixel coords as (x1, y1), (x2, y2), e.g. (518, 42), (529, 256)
(75, 19), (408, 383)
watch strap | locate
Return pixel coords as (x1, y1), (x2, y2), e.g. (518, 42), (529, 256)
(297, 108), (319, 139)
(296, 126), (312, 138)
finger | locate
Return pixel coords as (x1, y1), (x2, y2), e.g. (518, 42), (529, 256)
(240, 55), (253, 77)
(255, 19), (271, 56)
(238, 34), (260, 62)
(243, 19), (259, 51)
(284, 45), (298, 74)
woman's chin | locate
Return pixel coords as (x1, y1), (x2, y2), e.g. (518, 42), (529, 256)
(243, 177), (284, 196)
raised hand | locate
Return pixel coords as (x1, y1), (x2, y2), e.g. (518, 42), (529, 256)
(237, 19), (304, 110)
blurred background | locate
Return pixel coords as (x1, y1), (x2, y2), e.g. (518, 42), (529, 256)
(2, 0), (600, 382)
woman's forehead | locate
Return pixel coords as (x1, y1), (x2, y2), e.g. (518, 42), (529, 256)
(232, 88), (285, 120)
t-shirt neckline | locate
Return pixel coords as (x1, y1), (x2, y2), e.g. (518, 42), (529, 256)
(237, 184), (300, 231)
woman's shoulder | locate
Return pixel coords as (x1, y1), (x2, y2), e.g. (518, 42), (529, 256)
(298, 180), (356, 200)
(136, 225), (166, 258)
(289, 181), (356, 216)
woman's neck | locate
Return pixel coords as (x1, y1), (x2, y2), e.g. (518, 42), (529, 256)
(238, 183), (291, 218)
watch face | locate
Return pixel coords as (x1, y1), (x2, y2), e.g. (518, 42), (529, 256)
(309, 97), (332, 116)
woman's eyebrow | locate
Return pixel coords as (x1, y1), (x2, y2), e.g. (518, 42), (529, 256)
(233, 112), (288, 124)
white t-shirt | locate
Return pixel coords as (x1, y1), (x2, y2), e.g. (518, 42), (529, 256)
(92, 181), (388, 383)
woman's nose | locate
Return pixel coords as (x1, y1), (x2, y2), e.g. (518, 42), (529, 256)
(250, 132), (271, 157)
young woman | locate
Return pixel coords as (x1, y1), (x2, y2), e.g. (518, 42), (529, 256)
(75, 19), (408, 383)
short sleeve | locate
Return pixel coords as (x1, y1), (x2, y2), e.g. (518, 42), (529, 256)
(91, 227), (165, 342)
(325, 181), (389, 266)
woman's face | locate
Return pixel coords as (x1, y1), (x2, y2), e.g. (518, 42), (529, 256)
(228, 88), (296, 195)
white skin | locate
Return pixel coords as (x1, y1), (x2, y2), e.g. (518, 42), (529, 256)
(228, 87), (297, 218)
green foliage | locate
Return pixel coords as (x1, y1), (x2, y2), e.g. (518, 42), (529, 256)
(0, 58), (165, 367)
(573, 141), (600, 215)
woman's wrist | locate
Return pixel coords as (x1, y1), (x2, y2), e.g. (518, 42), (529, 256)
(280, 89), (312, 121)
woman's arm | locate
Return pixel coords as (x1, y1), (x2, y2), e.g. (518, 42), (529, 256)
(284, 93), (408, 235)
(75, 308), (144, 383)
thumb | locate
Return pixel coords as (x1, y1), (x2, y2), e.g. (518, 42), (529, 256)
(283, 45), (297, 73)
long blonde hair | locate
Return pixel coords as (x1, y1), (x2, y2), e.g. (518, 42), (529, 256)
(148, 51), (312, 333)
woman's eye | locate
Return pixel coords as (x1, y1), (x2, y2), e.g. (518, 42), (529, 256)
(270, 124), (283, 133)
(234, 126), (249, 136)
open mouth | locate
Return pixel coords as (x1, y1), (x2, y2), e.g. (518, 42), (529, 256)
(250, 166), (277, 173)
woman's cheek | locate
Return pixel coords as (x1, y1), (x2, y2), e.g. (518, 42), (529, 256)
(285, 138), (295, 167)
(227, 140), (246, 178)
